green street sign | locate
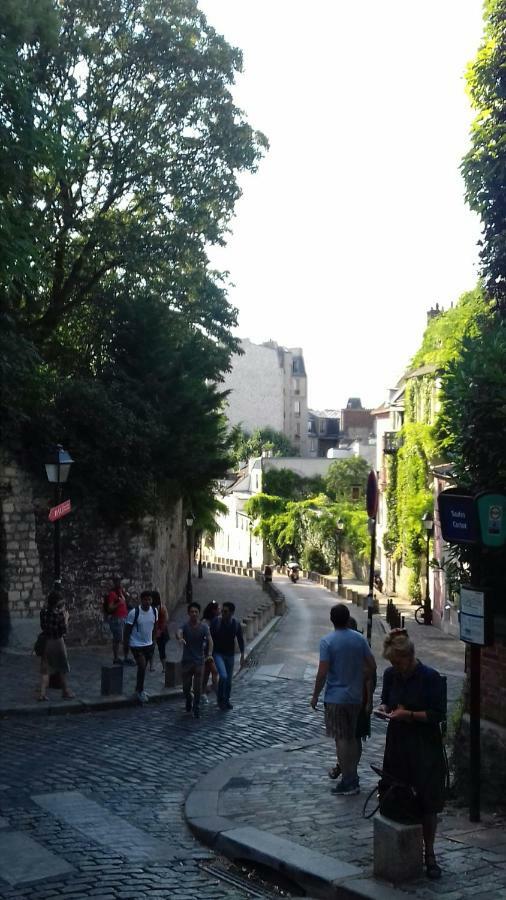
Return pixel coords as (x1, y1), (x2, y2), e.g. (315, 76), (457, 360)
(476, 492), (506, 548)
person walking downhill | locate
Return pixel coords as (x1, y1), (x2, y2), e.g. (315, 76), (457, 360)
(123, 591), (157, 704)
(178, 602), (212, 719)
(311, 603), (376, 796)
(210, 601), (245, 711)
(105, 577), (134, 667)
(151, 590), (169, 673)
(38, 590), (74, 701)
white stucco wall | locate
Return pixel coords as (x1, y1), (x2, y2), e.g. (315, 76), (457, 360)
(222, 339), (285, 433)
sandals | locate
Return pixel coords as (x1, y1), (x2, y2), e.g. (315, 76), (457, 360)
(328, 765), (342, 780)
(38, 695), (49, 702)
(425, 856), (442, 880)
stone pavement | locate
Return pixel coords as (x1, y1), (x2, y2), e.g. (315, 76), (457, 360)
(184, 573), (506, 900)
(0, 570), (274, 715)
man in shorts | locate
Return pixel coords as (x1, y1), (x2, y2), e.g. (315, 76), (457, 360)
(311, 603), (376, 795)
(178, 602), (212, 719)
(106, 577), (134, 666)
(123, 591), (157, 704)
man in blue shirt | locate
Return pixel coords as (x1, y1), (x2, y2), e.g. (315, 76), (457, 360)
(311, 603), (376, 795)
(210, 601), (245, 711)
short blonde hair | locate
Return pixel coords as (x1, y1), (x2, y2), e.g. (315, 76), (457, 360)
(383, 628), (415, 662)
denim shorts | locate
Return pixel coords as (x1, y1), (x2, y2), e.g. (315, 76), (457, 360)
(108, 616), (125, 641)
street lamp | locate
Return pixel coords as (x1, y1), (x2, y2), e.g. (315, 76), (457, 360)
(336, 518), (344, 592)
(247, 516), (253, 569)
(197, 531), (203, 579)
(422, 511), (434, 625)
(185, 513), (194, 602)
(45, 444), (74, 589)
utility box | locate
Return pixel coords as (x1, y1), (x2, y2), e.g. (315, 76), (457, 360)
(101, 665), (123, 696)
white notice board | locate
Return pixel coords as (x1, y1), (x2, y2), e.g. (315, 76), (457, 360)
(460, 588), (486, 645)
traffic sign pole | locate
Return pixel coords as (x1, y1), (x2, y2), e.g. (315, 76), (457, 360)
(366, 471), (379, 647)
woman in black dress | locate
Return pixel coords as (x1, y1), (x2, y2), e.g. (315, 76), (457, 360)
(376, 629), (446, 880)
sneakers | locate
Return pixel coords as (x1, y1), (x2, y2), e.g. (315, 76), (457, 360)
(331, 778), (360, 796)
(136, 690), (149, 704)
(122, 658), (135, 666)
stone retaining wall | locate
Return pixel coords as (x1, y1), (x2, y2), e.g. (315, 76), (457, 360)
(0, 453), (187, 647)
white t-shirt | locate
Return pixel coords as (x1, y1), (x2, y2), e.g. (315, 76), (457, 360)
(126, 606), (156, 647)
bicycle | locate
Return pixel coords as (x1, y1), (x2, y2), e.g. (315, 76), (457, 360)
(414, 604), (432, 625)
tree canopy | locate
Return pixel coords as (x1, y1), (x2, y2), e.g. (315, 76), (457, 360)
(0, 0), (267, 520)
(229, 426), (298, 468)
(462, 0), (506, 310)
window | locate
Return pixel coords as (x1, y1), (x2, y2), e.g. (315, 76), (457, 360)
(293, 377), (300, 394)
(294, 400), (300, 416)
(296, 422), (300, 435)
(310, 439), (316, 451)
(319, 420), (326, 434)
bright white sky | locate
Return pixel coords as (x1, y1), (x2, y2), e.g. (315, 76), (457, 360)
(199, 0), (484, 411)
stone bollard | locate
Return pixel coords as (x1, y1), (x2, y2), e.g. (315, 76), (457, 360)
(164, 661), (182, 688)
(362, 595), (368, 610)
(243, 617), (255, 641)
(101, 665), (123, 696)
(373, 814), (423, 882)
(250, 613), (259, 636)
(346, 588), (353, 601)
(273, 594), (286, 616)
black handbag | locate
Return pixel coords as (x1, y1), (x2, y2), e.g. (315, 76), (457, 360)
(363, 765), (421, 824)
(33, 632), (47, 657)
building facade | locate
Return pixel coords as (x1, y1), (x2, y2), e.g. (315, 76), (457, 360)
(222, 339), (309, 456)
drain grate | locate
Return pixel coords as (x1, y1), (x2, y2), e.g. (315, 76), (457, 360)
(198, 860), (300, 898)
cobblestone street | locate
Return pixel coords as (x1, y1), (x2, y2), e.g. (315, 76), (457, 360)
(1, 571), (505, 900)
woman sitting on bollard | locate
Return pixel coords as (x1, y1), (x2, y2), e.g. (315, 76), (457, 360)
(38, 589), (74, 701)
(375, 629), (446, 880)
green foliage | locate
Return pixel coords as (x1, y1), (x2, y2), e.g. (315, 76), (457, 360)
(383, 454), (400, 559)
(461, 1), (506, 308)
(394, 423), (434, 572)
(411, 288), (488, 369)
(438, 314), (506, 491)
(302, 546), (330, 575)
(263, 468), (324, 500)
(0, 0), (267, 522)
(324, 457), (369, 502)
(229, 427), (298, 467)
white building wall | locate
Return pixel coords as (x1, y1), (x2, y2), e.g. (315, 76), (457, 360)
(222, 340), (285, 433)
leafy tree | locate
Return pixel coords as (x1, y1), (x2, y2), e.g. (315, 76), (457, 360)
(263, 468), (324, 500)
(229, 426), (298, 467)
(410, 287), (488, 368)
(324, 457), (369, 502)
(461, 0), (506, 309)
(0, 0), (267, 522)
(302, 546), (330, 575)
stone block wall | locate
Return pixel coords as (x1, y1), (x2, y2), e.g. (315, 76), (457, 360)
(480, 638), (506, 727)
(0, 453), (187, 647)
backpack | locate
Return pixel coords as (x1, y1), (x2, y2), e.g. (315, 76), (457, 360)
(132, 605), (157, 629)
(102, 593), (112, 619)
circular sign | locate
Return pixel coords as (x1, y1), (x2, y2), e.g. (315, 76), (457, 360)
(366, 470), (378, 519)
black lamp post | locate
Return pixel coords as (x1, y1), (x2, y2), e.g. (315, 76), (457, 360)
(45, 444), (74, 589)
(247, 516), (253, 569)
(422, 511), (434, 625)
(198, 532), (203, 579)
(336, 518), (344, 592)
(185, 513), (194, 602)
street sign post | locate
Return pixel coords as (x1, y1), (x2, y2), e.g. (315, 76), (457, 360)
(48, 499), (71, 522)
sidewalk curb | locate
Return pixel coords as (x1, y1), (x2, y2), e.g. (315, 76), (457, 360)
(0, 615), (282, 720)
(184, 743), (412, 900)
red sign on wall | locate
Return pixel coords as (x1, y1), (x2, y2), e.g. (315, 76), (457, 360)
(48, 499), (72, 522)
